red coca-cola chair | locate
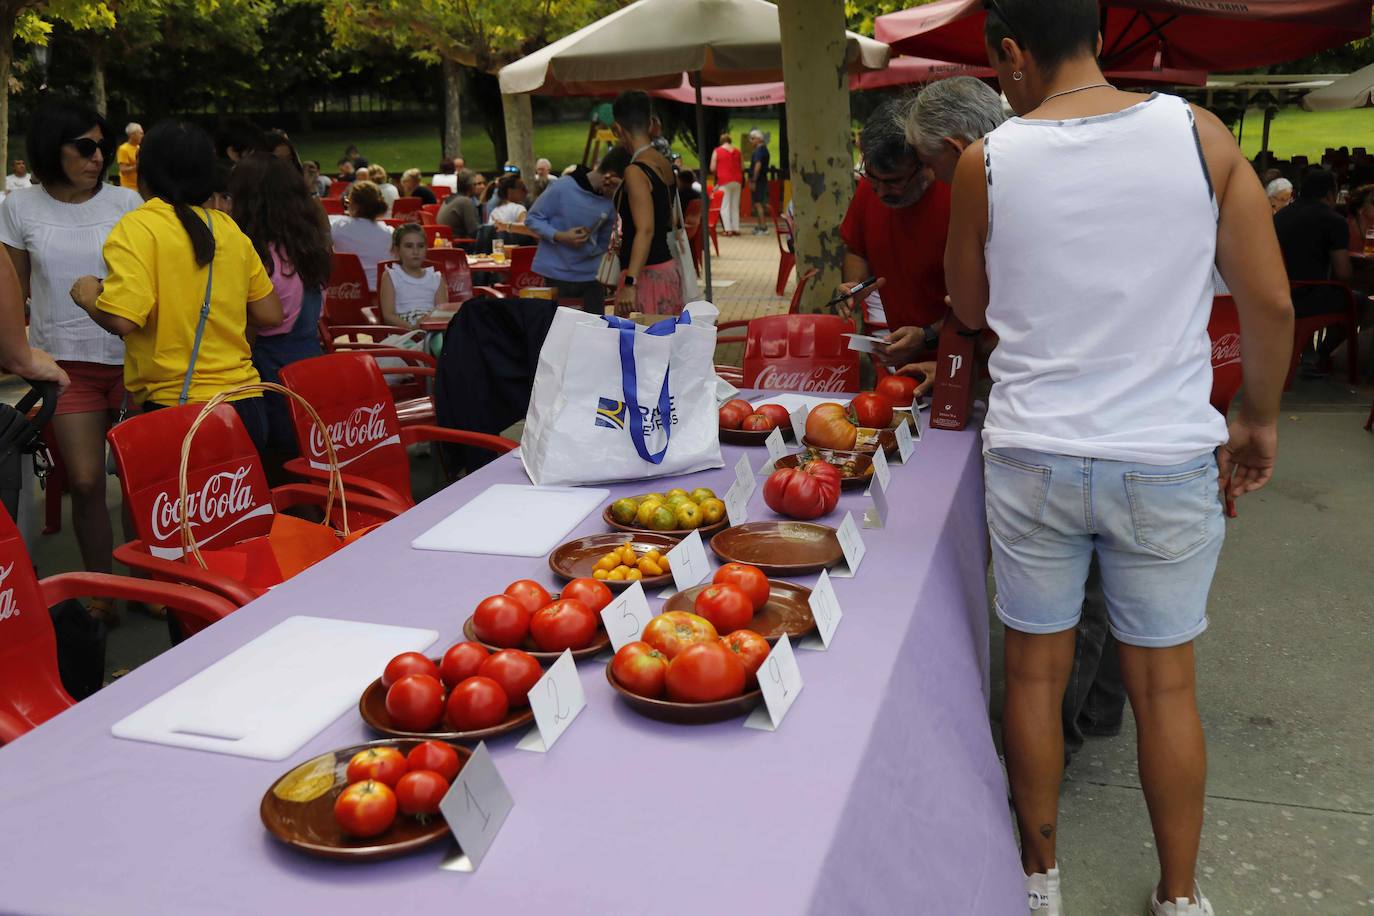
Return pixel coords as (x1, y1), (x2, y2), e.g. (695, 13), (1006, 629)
(684, 198), (703, 273)
(741, 314), (860, 393)
(107, 403), (404, 610)
(320, 252), (408, 351)
(0, 508), (237, 744)
(374, 258), (442, 297)
(424, 248), (504, 303)
(717, 268), (816, 350)
(279, 353), (517, 505)
(320, 197), (344, 216)
(773, 216), (795, 296)
(417, 208), (437, 226)
(1284, 280), (1360, 389)
(707, 188), (723, 254)
(391, 197), (422, 218)
(423, 225), (453, 246)
(495, 246), (544, 297)
(327, 180), (347, 198)
(1209, 295), (1243, 520)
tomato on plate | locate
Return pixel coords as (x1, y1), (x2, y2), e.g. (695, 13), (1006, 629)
(381, 652), (439, 688)
(610, 641), (669, 698)
(471, 594), (532, 647)
(529, 599), (598, 652)
(851, 392), (894, 428)
(763, 461), (842, 520)
(693, 583), (754, 633)
(754, 404), (791, 429)
(740, 413), (775, 432)
(718, 398), (754, 430)
(395, 770), (450, 817)
(478, 649), (543, 706)
(445, 676), (509, 731)
(642, 611), (718, 660)
(334, 780), (397, 838)
(713, 563), (770, 612)
(385, 674), (445, 731)
(720, 629), (770, 685)
(561, 577), (613, 613)
(504, 579), (552, 615)
(406, 740), (462, 782)
(345, 747), (408, 787)
(665, 641), (747, 703)
(440, 642), (490, 688)
(876, 374), (919, 405)
(804, 402), (858, 450)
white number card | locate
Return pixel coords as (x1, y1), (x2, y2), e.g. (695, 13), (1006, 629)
(910, 396), (924, 441)
(759, 426), (789, 475)
(832, 511), (867, 577)
(667, 528), (710, 592)
(870, 443), (892, 493)
(724, 478), (750, 528)
(788, 405), (810, 442)
(439, 742), (513, 871)
(798, 570), (843, 650)
(600, 580), (651, 652)
(863, 455), (889, 530)
(734, 453), (757, 499)
(894, 415), (915, 463)
(517, 650), (585, 753)
(744, 634), (804, 731)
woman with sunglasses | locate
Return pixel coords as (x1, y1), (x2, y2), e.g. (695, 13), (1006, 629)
(0, 99), (142, 623)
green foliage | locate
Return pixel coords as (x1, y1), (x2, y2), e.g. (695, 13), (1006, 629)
(845, 0), (933, 36)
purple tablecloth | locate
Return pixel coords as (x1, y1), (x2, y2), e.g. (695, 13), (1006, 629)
(0, 408), (1021, 915)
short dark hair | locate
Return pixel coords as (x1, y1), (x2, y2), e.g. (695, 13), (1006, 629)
(860, 100), (918, 174)
(438, 157), (456, 174)
(26, 98), (114, 187)
(612, 91), (652, 134)
(347, 180), (387, 220)
(597, 145), (631, 177)
(391, 222), (426, 249)
(1299, 167), (1337, 201)
(140, 120), (217, 266)
(985, 0), (1099, 77)
(215, 116), (263, 160)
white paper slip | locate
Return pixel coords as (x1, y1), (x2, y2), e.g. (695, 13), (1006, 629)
(798, 570), (843, 650)
(863, 470), (889, 530)
(831, 511), (867, 577)
(411, 484), (609, 557)
(724, 478), (750, 527)
(759, 427), (789, 475)
(667, 528), (711, 592)
(439, 742), (514, 871)
(788, 405), (810, 442)
(744, 634), (804, 731)
(601, 580), (652, 652)
(893, 415), (915, 464)
(871, 444), (892, 493)
(517, 650), (585, 753)
(734, 453), (756, 499)
(843, 333), (888, 354)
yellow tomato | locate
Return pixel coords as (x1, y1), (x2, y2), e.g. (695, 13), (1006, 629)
(658, 555), (671, 571)
(637, 558), (663, 577)
(625, 568), (643, 581)
(592, 569), (610, 580)
(619, 546), (638, 565)
(607, 568), (627, 581)
(595, 554), (619, 572)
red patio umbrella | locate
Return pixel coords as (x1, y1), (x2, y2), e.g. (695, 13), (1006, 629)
(874, 0), (1371, 73)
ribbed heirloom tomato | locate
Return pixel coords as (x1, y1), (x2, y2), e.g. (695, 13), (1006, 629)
(851, 392), (894, 428)
(642, 611), (718, 659)
(346, 747), (407, 787)
(384, 674), (445, 731)
(472, 595), (532, 647)
(693, 583), (755, 633)
(478, 649), (543, 706)
(665, 641), (747, 702)
(529, 599), (598, 651)
(440, 642), (490, 688)
(334, 780), (397, 838)
(406, 740), (462, 782)
(610, 641), (669, 698)
(763, 461), (841, 520)
(712, 563), (770, 611)
(804, 403), (858, 450)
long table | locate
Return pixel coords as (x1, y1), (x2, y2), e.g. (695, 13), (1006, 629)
(0, 405), (1022, 915)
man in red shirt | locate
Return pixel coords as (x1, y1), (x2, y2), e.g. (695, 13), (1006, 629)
(838, 101), (951, 391)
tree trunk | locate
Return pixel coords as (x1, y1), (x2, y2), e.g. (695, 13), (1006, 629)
(501, 91), (534, 178)
(0, 25), (13, 182)
(92, 51), (108, 117)
(441, 58), (463, 159)
(777, 0), (853, 313)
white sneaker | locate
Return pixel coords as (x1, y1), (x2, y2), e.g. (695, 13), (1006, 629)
(1147, 883), (1214, 916)
(1026, 865), (1063, 915)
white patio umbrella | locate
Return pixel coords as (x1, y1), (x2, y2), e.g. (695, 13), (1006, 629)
(1302, 62), (1374, 111)
(499, 0), (890, 300)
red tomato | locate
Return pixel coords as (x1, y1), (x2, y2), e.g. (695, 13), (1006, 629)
(471, 594), (532, 647)
(345, 747), (408, 787)
(440, 641), (490, 688)
(718, 403), (750, 430)
(754, 404), (791, 429)
(740, 413), (775, 432)
(395, 770), (450, 817)
(876, 374), (919, 405)
(381, 652), (439, 688)
(610, 641), (669, 698)
(529, 598), (598, 652)
(713, 563), (771, 611)
(665, 641), (747, 703)
(385, 674), (445, 731)
(851, 392), (894, 428)
(693, 583), (755, 633)
(503, 579), (552, 615)
(720, 629), (770, 685)
(333, 780), (397, 837)
(478, 649), (543, 707)
(804, 402), (858, 450)
(561, 577), (613, 613)
(641, 611), (718, 659)
(445, 676), (509, 731)
(405, 740), (462, 782)
(763, 461), (842, 520)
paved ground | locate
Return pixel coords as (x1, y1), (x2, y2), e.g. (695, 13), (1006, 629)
(14, 230), (1374, 914)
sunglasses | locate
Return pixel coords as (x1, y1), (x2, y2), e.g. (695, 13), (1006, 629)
(66, 137), (104, 160)
(983, 0), (1023, 46)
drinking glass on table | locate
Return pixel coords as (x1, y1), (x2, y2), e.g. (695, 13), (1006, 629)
(1365, 228), (1374, 255)
(492, 238), (506, 262)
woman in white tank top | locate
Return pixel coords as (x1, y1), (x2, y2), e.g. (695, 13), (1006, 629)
(939, 3), (1294, 915)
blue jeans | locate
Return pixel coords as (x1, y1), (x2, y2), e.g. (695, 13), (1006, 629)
(252, 287), (324, 455)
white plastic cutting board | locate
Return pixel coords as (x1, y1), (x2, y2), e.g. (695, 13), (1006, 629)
(410, 483), (610, 557)
(111, 616), (438, 760)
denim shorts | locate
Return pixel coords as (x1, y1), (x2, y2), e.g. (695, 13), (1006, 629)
(984, 448), (1225, 648)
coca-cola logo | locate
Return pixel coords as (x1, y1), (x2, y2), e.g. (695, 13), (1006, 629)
(330, 281), (363, 300)
(1211, 332), (1240, 368)
(515, 271), (545, 290)
(754, 364), (850, 393)
(0, 562), (17, 623)
(150, 467), (259, 545)
(308, 402), (393, 463)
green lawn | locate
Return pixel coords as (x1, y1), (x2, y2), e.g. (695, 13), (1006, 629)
(1236, 107), (1373, 161)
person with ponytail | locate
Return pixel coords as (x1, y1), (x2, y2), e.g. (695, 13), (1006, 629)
(70, 120), (283, 450)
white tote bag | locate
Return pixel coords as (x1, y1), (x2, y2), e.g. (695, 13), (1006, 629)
(521, 308), (722, 486)
(666, 192), (701, 302)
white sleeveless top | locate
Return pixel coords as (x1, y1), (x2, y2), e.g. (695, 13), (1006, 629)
(981, 93), (1228, 465)
(386, 265), (441, 325)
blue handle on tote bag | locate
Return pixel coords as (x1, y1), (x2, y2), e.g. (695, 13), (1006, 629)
(602, 313), (691, 464)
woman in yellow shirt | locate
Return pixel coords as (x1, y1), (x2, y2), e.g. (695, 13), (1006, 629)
(71, 121), (282, 449)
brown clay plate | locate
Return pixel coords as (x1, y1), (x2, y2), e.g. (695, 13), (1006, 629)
(548, 532), (678, 591)
(359, 665), (535, 741)
(709, 521), (843, 577)
(461, 616), (611, 663)
(803, 428), (897, 457)
(774, 449), (874, 491)
(663, 580), (815, 642)
(719, 424), (794, 447)
(605, 664), (762, 724)
(260, 738), (471, 861)
(601, 506), (729, 540)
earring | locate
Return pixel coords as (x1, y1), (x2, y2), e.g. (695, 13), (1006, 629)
(1012, 71), (1024, 82)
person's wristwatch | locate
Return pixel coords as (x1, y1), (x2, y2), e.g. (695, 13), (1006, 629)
(624, 275), (637, 287)
(922, 324), (940, 350)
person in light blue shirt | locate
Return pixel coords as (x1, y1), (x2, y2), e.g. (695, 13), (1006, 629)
(525, 146), (630, 313)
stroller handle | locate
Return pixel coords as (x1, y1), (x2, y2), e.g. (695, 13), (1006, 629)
(15, 380), (57, 433)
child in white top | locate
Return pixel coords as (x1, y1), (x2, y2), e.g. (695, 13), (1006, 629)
(379, 223), (444, 328)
